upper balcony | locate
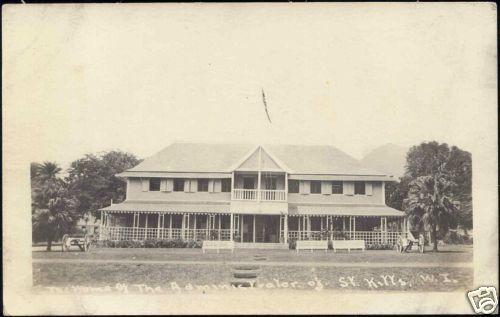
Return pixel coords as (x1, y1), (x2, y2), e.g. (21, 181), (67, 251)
(232, 171), (287, 202)
(232, 188), (287, 202)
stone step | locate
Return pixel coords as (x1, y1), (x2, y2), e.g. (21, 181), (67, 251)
(230, 279), (257, 288)
(233, 270), (259, 279)
(232, 265), (260, 271)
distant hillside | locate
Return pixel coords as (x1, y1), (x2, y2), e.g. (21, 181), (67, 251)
(361, 144), (408, 179)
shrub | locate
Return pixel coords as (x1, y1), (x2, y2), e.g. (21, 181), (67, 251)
(367, 243), (394, 250)
(144, 239), (157, 248)
(288, 239), (297, 250)
(443, 231), (472, 245)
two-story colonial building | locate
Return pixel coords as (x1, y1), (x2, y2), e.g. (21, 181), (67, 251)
(99, 143), (408, 248)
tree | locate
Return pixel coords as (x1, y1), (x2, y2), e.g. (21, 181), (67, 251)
(404, 142), (472, 232)
(66, 151), (140, 218)
(404, 169), (459, 251)
(385, 176), (411, 211)
(31, 161), (77, 250)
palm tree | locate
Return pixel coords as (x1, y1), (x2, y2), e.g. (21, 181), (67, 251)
(31, 161), (75, 250)
(403, 170), (458, 251)
(35, 161), (62, 182)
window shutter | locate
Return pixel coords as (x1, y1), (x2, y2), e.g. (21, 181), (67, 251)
(299, 181), (310, 195)
(344, 181), (354, 196)
(214, 179), (222, 192)
(321, 181), (332, 195)
(190, 179), (198, 192)
(184, 180), (190, 192)
(166, 179), (174, 192)
(160, 179), (167, 192)
(208, 180), (215, 192)
(141, 179), (149, 192)
(366, 182), (373, 196)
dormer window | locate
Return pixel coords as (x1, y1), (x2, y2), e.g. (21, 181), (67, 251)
(149, 178), (161, 191)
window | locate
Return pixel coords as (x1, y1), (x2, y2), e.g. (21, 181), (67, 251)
(149, 178), (161, 191)
(354, 181), (366, 195)
(221, 179), (231, 192)
(310, 181), (321, 194)
(243, 177), (255, 189)
(173, 179), (185, 192)
(198, 179), (209, 192)
(288, 180), (299, 193)
(332, 181), (343, 194)
(264, 176), (277, 190)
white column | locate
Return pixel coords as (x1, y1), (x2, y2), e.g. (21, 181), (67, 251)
(231, 172), (235, 200)
(194, 214), (197, 240)
(218, 214), (221, 240)
(230, 213), (234, 241)
(169, 214), (172, 239)
(206, 215), (210, 240)
(253, 215), (256, 243)
(284, 214), (288, 243)
(285, 173), (288, 201)
(279, 215), (283, 242)
(157, 213), (161, 239)
(240, 215), (244, 243)
(257, 172), (261, 202)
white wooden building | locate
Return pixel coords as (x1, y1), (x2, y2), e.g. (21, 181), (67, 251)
(99, 143), (408, 248)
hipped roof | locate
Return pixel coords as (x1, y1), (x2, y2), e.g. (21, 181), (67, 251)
(119, 143), (392, 178)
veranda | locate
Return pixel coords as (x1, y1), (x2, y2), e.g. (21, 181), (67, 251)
(100, 211), (409, 246)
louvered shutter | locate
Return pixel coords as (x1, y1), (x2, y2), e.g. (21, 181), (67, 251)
(166, 179), (174, 192)
(160, 179), (167, 192)
(344, 181), (354, 196)
(299, 181), (310, 195)
(190, 179), (198, 192)
(214, 179), (222, 192)
(141, 179), (149, 192)
(184, 180), (190, 192)
(366, 182), (373, 196)
(321, 181), (332, 195)
(208, 180), (215, 193)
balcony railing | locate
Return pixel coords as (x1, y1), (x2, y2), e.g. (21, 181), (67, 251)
(260, 189), (286, 201)
(232, 189), (286, 201)
(233, 189), (258, 200)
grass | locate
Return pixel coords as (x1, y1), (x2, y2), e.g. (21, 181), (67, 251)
(32, 244), (472, 264)
(33, 262), (472, 292)
(32, 244), (472, 292)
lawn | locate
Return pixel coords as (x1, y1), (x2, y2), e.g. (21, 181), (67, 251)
(32, 244), (472, 264)
(32, 244), (472, 293)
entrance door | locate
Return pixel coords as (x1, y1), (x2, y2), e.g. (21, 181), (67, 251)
(255, 215), (280, 243)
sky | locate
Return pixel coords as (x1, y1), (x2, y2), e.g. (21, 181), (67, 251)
(3, 3), (497, 170)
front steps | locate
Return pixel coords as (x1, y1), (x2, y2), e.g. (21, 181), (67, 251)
(235, 242), (289, 250)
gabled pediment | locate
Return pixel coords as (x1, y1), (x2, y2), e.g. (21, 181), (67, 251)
(231, 146), (288, 172)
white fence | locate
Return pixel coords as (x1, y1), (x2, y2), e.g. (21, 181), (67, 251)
(102, 227), (232, 241)
(101, 227), (404, 246)
(287, 230), (406, 246)
(232, 189), (286, 201)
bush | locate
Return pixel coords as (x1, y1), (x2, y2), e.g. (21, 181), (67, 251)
(367, 243), (394, 250)
(443, 231), (472, 245)
(288, 239), (296, 250)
